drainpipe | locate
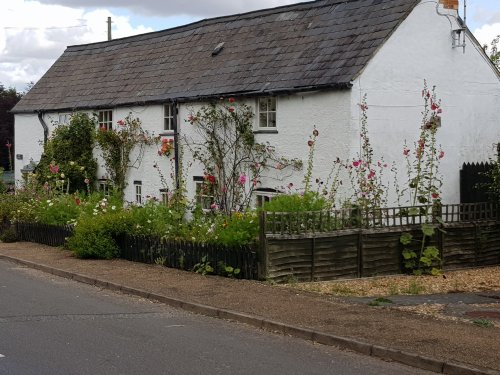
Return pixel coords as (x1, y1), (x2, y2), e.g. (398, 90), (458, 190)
(37, 111), (49, 145)
(172, 100), (180, 190)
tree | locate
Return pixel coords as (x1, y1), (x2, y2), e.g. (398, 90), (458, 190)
(0, 84), (22, 172)
(484, 35), (500, 70)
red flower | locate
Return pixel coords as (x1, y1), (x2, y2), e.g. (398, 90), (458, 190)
(431, 103), (439, 111)
(205, 174), (216, 184)
(117, 120), (125, 126)
(432, 193), (439, 199)
(228, 97), (235, 103)
(368, 170), (376, 180)
(307, 140), (314, 147)
(353, 160), (362, 167)
(75, 198), (81, 206)
(49, 164), (60, 174)
(228, 107), (235, 113)
(439, 151), (445, 159)
(312, 129), (319, 137)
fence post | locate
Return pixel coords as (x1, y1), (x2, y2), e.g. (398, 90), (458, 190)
(357, 229), (364, 278)
(258, 211), (269, 280)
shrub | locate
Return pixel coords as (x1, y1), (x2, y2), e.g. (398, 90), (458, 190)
(128, 201), (183, 236)
(263, 192), (327, 212)
(216, 212), (258, 247)
(0, 226), (17, 243)
(35, 195), (81, 226)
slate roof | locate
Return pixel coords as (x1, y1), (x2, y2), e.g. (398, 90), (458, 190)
(13, 0), (420, 113)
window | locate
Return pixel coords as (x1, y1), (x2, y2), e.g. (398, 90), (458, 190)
(160, 188), (169, 206)
(194, 177), (214, 210)
(98, 110), (113, 130)
(258, 97), (277, 129)
(98, 179), (110, 197)
(255, 188), (279, 208)
(58, 113), (71, 125)
(134, 181), (142, 204)
(164, 104), (175, 132)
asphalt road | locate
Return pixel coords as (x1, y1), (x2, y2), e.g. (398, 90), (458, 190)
(0, 259), (432, 375)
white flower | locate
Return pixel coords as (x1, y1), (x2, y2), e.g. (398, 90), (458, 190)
(69, 161), (75, 166)
(46, 200), (51, 203)
(60, 173), (65, 178)
(147, 220), (152, 224)
(80, 166), (85, 171)
(111, 206), (116, 210)
(48, 203), (54, 207)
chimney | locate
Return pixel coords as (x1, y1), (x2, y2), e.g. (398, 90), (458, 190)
(439, 0), (459, 10)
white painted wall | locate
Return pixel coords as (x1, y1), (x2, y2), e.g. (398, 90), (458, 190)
(350, 0), (500, 204)
(14, 1), (500, 207)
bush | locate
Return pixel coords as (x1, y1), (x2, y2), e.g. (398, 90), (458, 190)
(0, 226), (17, 243)
(128, 201), (183, 237)
(68, 210), (133, 259)
(216, 212), (258, 247)
(35, 195), (81, 226)
(263, 191), (327, 212)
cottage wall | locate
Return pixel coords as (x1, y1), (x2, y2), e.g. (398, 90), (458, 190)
(350, 0), (500, 204)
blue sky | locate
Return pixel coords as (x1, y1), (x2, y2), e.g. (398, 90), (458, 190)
(1, 0), (499, 91)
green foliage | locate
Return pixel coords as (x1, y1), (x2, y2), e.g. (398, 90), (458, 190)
(36, 113), (97, 194)
(128, 200), (183, 237)
(193, 255), (214, 275)
(481, 146), (500, 202)
(35, 195), (81, 226)
(472, 318), (494, 328)
(484, 35), (500, 70)
(400, 230), (441, 275)
(0, 226), (17, 243)
(217, 261), (241, 278)
(187, 98), (301, 214)
(96, 114), (157, 197)
(263, 192), (327, 212)
(216, 212), (258, 247)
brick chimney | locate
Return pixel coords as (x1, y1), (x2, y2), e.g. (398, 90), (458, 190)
(439, 0), (459, 10)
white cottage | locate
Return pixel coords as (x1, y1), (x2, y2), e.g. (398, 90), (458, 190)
(12, 0), (500, 206)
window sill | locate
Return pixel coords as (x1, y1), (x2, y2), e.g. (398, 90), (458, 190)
(159, 131), (175, 136)
(253, 129), (278, 134)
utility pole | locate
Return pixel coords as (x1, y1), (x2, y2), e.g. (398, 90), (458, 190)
(107, 17), (112, 41)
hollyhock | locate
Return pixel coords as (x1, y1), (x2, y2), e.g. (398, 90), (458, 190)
(238, 174), (247, 185)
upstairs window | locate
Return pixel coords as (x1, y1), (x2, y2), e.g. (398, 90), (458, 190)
(258, 97), (277, 129)
(58, 113), (71, 125)
(98, 110), (113, 131)
(164, 104), (174, 132)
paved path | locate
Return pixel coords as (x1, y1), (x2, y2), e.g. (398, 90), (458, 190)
(0, 243), (499, 374)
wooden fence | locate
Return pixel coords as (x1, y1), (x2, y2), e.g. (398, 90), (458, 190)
(259, 203), (500, 282)
(113, 234), (258, 280)
(16, 222), (73, 247)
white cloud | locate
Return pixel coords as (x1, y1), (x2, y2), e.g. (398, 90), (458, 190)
(473, 23), (500, 47)
(35, 0), (298, 17)
(0, 0), (153, 90)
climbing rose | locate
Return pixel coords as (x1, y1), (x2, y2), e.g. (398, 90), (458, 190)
(117, 120), (125, 126)
(403, 149), (410, 156)
(228, 97), (235, 103)
(432, 193), (439, 199)
(75, 198), (81, 206)
(228, 107), (235, 113)
(312, 129), (319, 137)
(353, 160), (362, 167)
(439, 151), (445, 159)
(238, 174), (247, 185)
(307, 140), (314, 147)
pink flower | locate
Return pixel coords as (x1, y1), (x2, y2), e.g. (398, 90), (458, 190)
(228, 107), (235, 113)
(210, 203), (219, 210)
(253, 178), (258, 187)
(431, 102), (439, 111)
(5, 142), (12, 149)
(49, 164), (60, 174)
(276, 163), (284, 170)
(307, 140), (314, 147)
(187, 115), (194, 122)
(117, 120), (125, 126)
(287, 183), (294, 189)
(432, 193), (439, 199)
(353, 160), (362, 167)
(439, 151), (445, 159)
(403, 149), (410, 156)
(238, 174), (247, 185)
(368, 170), (376, 180)
(84, 178), (90, 184)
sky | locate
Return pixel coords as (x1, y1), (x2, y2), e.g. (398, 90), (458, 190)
(1, 0), (499, 92)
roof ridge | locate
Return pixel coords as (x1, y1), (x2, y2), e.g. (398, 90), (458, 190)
(66, 0), (345, 51)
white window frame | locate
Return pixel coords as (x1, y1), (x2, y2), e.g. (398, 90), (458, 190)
(257, 97), (277, 129)
(160, 188), (169, 206)
(134, 181), (142, 204)
(98, 179), (110, 197)
(255, 189), (279, 208)
(57, 113), (71, 125)
(98, 109), (113, 131)
(194, 177), (214, 210)
(163, 104), (174, 132)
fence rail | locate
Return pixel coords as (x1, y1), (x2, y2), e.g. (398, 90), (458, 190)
(262, 203), (500, 235)
(115, 234), (258, 280)
(15, 222), (73, 247)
